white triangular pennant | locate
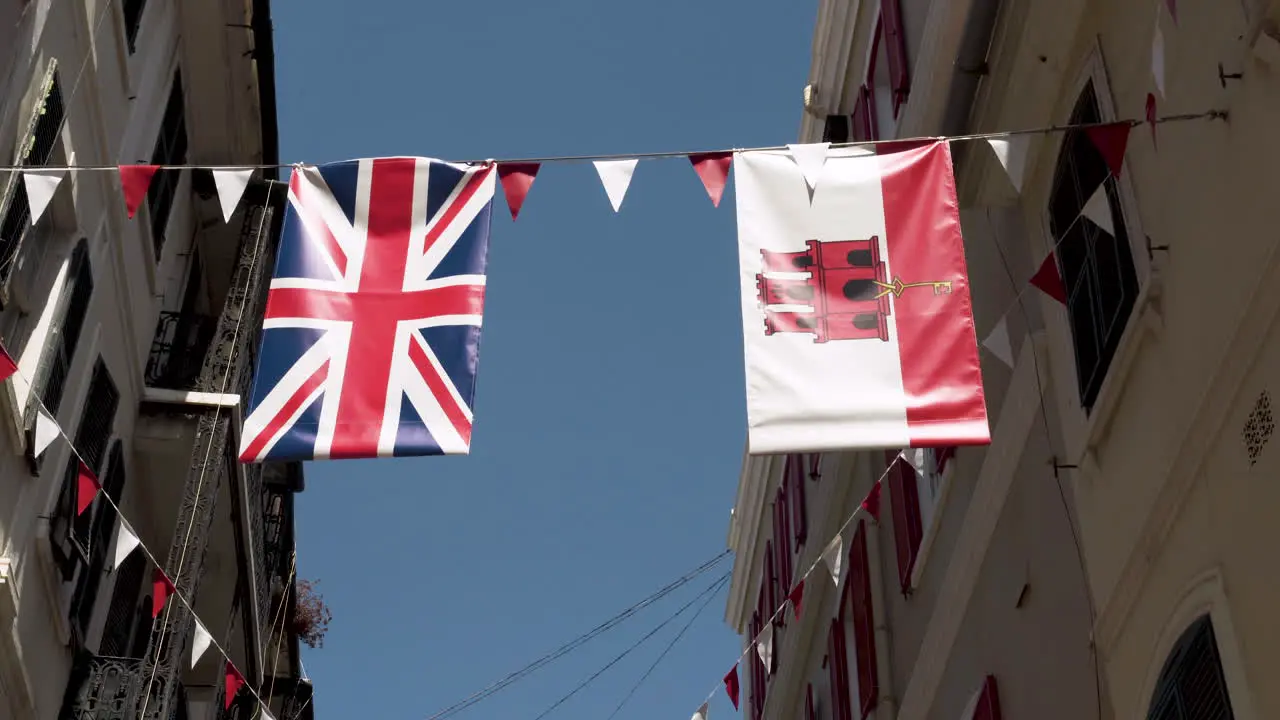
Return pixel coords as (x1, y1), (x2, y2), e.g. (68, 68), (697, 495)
(593, 159), (638, 212)
(821, 534), (843, 584)
(755, 622), (773, 669)
(111, 521), (140, 571)
(691, 701), (709, 720)
(1152, 25), (1166, 98)
(786, 142), (830, 192)
(259, 709), (277, 720)
(33, 407), (60, 459)
(986, 136), (1029, 192)
(908, 447), (928, 477)
(191, 621), (213, 668)
(23, 169), (65, 225)
(981, 316), (1015, 369)
(1081, 184), (1114, 236)
(212, 168), (254, 223)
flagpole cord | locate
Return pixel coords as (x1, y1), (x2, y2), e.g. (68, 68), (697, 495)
(0, 110), (1226, 172)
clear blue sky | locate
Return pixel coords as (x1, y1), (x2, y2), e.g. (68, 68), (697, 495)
(272, 2), (817, 717)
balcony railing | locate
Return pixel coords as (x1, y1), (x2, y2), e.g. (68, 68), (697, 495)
(59, 654), (185, 720)
(145, 311), (218, 391)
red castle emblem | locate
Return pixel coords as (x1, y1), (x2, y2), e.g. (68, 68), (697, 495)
(755, 237), (952, 343)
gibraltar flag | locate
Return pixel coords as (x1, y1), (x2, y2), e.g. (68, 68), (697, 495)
(734, 141), (990, 454)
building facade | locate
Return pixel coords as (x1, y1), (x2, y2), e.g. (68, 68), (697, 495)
(0, 1), (314, 719)
(726, 0), (1280, 718)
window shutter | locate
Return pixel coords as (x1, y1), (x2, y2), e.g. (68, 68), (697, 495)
(26, 238), (93, 439)
(805, 684), (816, 720)
(792, 454), (808, 545)
(764, 541), (778, 628)
(69, 437), (125, 640)
(852, 87), (876, 141)
(934, 446), (956, 475)
(880, 0), (911, 113)
(886, 451), (923, 594)
(827, 619), (853, 720)
(775, 484), (793, 601)
(99, 550), (145, 657)
(822, 115), (851, 144)
(749, 611), (766, 720)
(972, 676), (1002, 720)
(847, 520), (879, 717)
(0, 63), (64, 298)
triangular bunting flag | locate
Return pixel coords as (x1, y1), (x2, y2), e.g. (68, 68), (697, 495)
(756, 623), (773, 670)
(689, 152), (732, 207)
(224, 662), (245, 710)
(1030, 253), (1067, 305)
(786, 142), (830, 192)
(1083, 123), (1130, 179)
(593, 158), (638, 212)
(119, 165), (160, 219)
(723, 665), (740, 710)
(111, 521), (140, 571)
(23, 169), (65, 225)
(33, 407), (59, 459)
(0, 345), (16, 383)
(1146, 93), (1159, 150)
(212, 169), (254, 223)
(497, 162), (540, 220)
(981, 317), (1015, 369)
(191, 620), (213, 668)
(76, 462), (100, 515)
(1164, 0), (1177, 25)
(986, 136), (1029, 192)
(1081, 184), (1114, 235)
(820, 534), (843, 584)
(1152, 25), (1166, 98)
(908, 447), (928, 477)
(152, 569), (175, 618)
(692, 701), (709, 720)
(861, 481), (882, 522)
(788, 580), (805, 620)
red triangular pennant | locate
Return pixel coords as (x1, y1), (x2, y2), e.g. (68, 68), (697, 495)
(1083, 123), (1130, 179)
(76, 462), (101, 515)
(0, 344), (16, 383)
(119, 165), (160, 219)
(152, 568), (175, 618)
(224, 662), (245, 710)
(788, 579), (805, 620)
(860, 480), (882, 522)
(496, 162), (539, 221)
(723, 665), (741, 710)
(1146, 93), (1158, 150)
(1030, 253), (1067, 305)
(689, 152), (732, 207)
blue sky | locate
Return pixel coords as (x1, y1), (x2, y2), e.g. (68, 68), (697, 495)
(272, 2), (817, 717)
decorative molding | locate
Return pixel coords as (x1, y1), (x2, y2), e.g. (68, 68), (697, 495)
(141, 388), (240, 407)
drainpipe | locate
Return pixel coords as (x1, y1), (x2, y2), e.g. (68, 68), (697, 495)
(865, 492), (897, 720)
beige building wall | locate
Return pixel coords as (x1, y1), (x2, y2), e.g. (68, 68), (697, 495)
(729, 0), (1280, 718)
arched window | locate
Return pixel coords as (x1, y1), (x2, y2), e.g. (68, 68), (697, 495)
(1146, 614), (1235, 720)
(1046, 79), (1140, 412)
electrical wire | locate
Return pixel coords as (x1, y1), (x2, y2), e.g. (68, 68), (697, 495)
(423, 550), (731, 720)
(603, 572), (728, 720)
(528, 572), (732, 720)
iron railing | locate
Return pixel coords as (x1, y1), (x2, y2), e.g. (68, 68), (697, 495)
(58, 654), (183, 720)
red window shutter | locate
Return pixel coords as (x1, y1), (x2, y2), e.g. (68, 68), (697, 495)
(973, 675), (1003, 720)
(851, 86), (876, 142)
(750, 611), (765, 720)
(808, 453), (822, 481)
(775, 487), (793, 609)
(827, 619), (853, 720)
(764, 541), (778, 626)
(805, 683), (817, 720)
(934, 446), (956, 475)
(793, 455), (809, 545)
(880, 0), (911, 113)
(848, 520), (879, 717)
(886, 451), (923, 594)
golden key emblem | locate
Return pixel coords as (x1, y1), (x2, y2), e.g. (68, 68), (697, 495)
(873, 276), (953, 299)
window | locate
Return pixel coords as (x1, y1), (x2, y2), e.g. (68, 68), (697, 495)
(827, 618), (853, 720)
(23, 239), (93, 462)
(0, 66), (64, 297)
(147, 70), (188, 259)
(820, 88), (875, 144)
(845, 520), (878, 719)
(1146, 615), (1235, 720)
(1047, 80), (1140, 412)
(869, 21), (897, 138)
(748, 609), (768, 720)
(763, 541), (779, 634)
(122, 0), (147, 54)
(773, 481), (794, 615)
(98, 550), (147, 657)
(886, 451), (923, 595)
(790, 454), (808, 545)
(49, 359), (119, 644)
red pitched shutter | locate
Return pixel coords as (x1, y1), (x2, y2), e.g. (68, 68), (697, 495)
(973, 676), (1003, 720)
(775, 484), (793, 604)
(750, 610), (765, 720)
(793, 454), (809, 545)
(764, 541), (778, 628)
(880, 0), (911, 114)
(886, 450), (923, 595)
(851, 87), (876, 141)
(934, 446), (956, 475)
(827, 619), (853, 720)
(848, 520), (880, 717)
(805, 683), (817, 720)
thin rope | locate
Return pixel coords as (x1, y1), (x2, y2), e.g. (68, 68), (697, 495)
(0, 110), (1225, 172)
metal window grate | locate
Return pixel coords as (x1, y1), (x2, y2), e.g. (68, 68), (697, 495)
(1046, 80), (1140, 413)
(1242, 390), (1273, 466)
(1146, 615), (1235, 720)
(0, 67), (64, 295)
(147, 71), (188, 259)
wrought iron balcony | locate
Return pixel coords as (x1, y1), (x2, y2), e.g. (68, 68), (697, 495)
(145, 311), (218, 391)
(59, 654), (187, 720)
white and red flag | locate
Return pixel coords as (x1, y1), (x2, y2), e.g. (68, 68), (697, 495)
(734, 141), (989, 454)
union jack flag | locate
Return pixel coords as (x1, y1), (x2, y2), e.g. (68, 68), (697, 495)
(239, 157), (496, 462)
